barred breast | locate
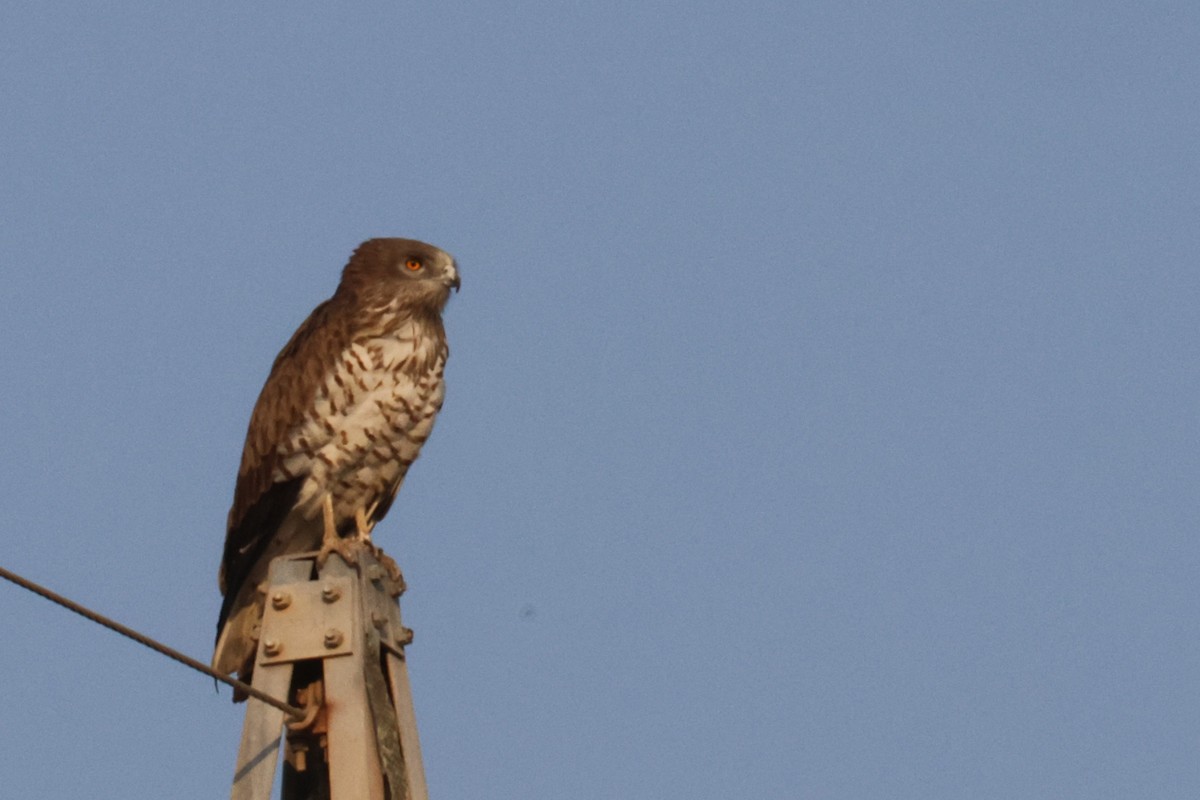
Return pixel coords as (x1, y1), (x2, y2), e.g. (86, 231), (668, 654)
(274, 316), (448, 528)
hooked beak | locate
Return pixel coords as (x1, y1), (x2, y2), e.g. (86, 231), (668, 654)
(446, 262), (461, 293)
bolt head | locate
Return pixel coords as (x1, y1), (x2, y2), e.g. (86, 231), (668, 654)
(323, 629), (344, 649)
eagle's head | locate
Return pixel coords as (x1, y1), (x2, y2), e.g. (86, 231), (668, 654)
(341, 237), (460, 310)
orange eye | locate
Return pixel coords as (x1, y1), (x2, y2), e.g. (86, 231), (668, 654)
(404, 258), (422, 271)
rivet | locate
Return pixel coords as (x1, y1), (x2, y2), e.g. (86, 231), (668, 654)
(395, 627), (414, 647)
(271, 591), (292, 610)
(263, 639), (282, 657)
(324, 629), (344, 649)
(321, 584), (341, 603)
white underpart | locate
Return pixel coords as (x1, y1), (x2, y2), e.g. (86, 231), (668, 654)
(275, 317), (447, 525)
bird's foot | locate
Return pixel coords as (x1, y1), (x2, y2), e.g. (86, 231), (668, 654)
(313, 497), (403, 592)
(316, 535), (366, 570)
(354, 506), (377, 541)
(315, 494), (361, 569)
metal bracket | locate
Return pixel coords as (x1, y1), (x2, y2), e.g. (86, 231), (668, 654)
(258, 575), (355, 664)
(230, 544), (428, 800)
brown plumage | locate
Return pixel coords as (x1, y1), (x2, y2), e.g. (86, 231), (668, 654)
(213, 238), (459, 687)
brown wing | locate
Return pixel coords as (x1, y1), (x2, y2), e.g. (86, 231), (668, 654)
(216, 294), (353, 631)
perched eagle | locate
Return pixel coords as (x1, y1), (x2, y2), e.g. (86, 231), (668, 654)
(213, 238), (459, 688)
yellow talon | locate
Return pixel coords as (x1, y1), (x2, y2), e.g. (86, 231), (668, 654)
(317, 494), (353, 568)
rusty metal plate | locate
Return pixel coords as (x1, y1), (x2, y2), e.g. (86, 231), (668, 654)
(256, 575), (355, 664)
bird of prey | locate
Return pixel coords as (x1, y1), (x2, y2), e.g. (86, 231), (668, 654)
(213, 238), (459, 688)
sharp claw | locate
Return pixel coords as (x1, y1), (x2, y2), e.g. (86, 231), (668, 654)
(315, 498), (396, 574)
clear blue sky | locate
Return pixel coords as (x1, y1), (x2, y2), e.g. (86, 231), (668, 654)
(2, 2), (1198, 797)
